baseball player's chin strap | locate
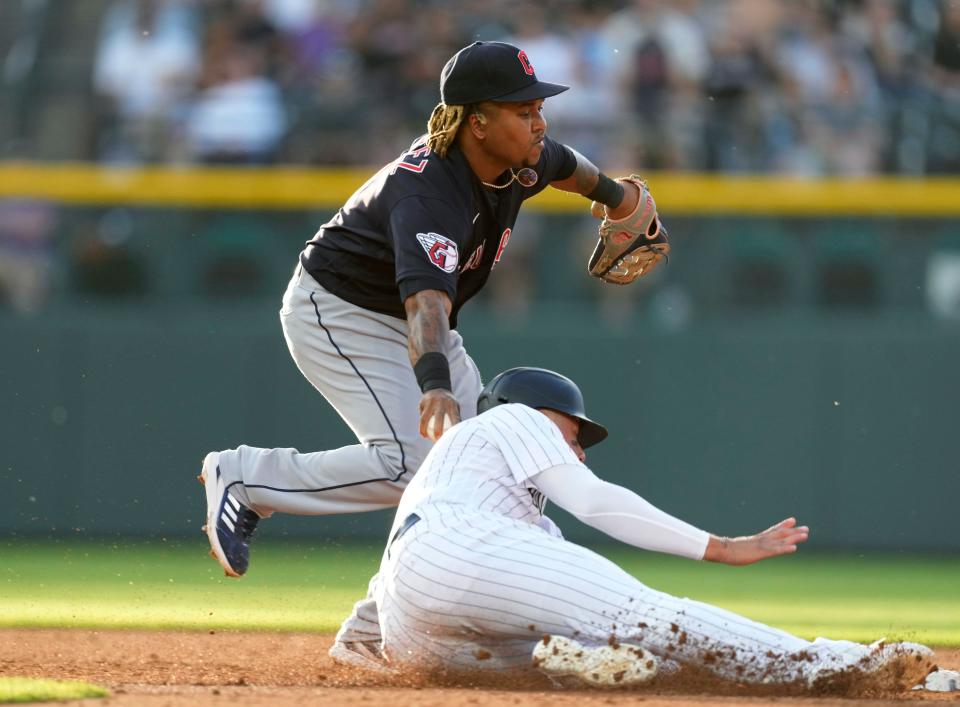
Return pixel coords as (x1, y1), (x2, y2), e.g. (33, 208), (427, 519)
(531, 464), (710, 560)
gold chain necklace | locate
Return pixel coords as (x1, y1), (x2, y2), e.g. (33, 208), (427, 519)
(481, 167), (538, 189)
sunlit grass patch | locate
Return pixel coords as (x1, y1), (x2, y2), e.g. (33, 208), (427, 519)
(0, 677), (108, 703)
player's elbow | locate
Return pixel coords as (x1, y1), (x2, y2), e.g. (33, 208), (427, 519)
(403, 289), (453, 320)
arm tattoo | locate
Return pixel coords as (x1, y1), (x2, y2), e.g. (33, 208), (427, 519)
(551, 147), (601, 196)
(571, 153), (600, 195)
(406, 290), (451, 364)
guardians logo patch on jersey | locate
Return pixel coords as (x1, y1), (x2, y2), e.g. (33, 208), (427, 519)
(416, 232), (459, 273)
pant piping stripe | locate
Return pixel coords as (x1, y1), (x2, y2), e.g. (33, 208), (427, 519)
(311, 290), (408, 482)
(222, 293), (411, 497)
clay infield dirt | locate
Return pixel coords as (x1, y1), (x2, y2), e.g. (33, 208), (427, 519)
(2, 630), (958, 706)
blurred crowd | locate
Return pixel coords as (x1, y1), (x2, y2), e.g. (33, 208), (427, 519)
(91, 0), (960, 174)
(4, 0), (960, 318)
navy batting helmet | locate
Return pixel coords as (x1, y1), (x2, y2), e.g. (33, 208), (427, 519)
(477, 367), (608, 448)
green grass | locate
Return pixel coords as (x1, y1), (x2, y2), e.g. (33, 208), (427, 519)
(1, 540), (958, 646)
(1, 539), (379, 633)
(0, 677), (108, 703)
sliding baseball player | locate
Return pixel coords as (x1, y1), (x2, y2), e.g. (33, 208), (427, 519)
(373, 366), (944, 693)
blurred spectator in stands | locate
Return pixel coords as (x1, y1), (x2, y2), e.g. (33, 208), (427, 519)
(94, 0), (201, 163)
(403, 8), (465, 135)
(502, 3), (578, 131)
(602, 0), (709, 170)
(770, 0), (842, 175)
(842, 0), (919, 172)
(272, 1), (365, 163)
(927, 0), (960, 173)
(75, 0), (960, 175)
(701, 0), (783, 172)
(71, 209), (148, 297)
(344, 0), (427, 161)
(280, 0), (354, 82)
(932, 0), (960, 88)
(452, 0), (511, 39)
(179, 3), (287, 164)
(336, 1), (463, 163)
(562, 1), (626, 168)
(805, 53), (883, 175)
(0, 200), (57, 315)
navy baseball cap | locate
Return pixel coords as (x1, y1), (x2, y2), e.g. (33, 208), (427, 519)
(440, 41), (569, 105)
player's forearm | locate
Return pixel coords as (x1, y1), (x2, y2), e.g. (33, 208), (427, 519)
(404, 289), (452, 364)
(550, 149), (639, 220)
(405, 289), (460, 440)
(549, 148), (600, 196)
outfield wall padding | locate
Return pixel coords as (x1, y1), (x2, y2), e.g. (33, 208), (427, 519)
(3, 301), (958, 551)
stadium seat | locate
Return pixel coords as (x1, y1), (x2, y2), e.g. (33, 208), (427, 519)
(813, 224), (882, 309)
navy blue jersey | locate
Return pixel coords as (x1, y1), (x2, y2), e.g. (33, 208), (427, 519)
(300, 135), (576, 328)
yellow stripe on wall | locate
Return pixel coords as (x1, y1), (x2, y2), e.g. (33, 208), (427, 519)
(1, 162), (959, 215)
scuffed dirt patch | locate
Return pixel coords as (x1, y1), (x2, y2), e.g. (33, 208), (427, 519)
(1, 629), (957, 707)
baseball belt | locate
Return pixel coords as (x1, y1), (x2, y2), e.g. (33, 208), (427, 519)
(386, 512), (421, 558)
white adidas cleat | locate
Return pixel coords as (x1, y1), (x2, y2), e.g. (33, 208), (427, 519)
(863, 640), (936, 692)
(329, 640), (395, 675)
(532, 635), (658, 688)
(913, 668), (960, 692)
(199, 451), (260, 577)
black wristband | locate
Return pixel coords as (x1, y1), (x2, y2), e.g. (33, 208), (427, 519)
(585, 173), (625, 209)
(414, 352), (452, 393)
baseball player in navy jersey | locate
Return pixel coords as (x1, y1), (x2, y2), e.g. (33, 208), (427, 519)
(374, 367), (942, 692)
(199, 41), (660, 665)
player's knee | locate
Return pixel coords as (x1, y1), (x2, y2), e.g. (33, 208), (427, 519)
(370, 440), (427, 484)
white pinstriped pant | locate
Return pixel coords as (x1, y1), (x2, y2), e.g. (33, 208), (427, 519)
(376, 507), (878, 684)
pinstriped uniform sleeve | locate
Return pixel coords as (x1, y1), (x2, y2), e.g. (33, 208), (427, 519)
(482, 405), (584, 485)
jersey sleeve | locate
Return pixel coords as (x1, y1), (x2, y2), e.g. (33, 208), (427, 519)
(529, 464), (711, 560)
(390, 196), (472, 303)
(482, 405), (585, 485)
(524, 136), (577, 199)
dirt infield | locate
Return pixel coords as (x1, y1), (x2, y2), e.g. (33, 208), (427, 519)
(2, 629), (957, 706)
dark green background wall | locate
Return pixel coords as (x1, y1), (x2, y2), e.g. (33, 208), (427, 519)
(2, 210), (959, 549)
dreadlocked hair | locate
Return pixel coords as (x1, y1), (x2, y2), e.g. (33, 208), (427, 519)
(426, 103), (468, 157)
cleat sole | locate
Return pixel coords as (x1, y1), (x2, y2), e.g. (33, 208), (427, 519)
(533, 635), (657, 688)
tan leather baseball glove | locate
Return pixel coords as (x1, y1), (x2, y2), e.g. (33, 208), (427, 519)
(588, 175), (669, 285)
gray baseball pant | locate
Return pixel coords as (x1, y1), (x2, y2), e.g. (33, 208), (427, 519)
(215, 266), (482, 645)
(217, 265), (482, 515)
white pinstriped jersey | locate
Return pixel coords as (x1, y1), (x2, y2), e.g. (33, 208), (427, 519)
(392, 403), (584, 526)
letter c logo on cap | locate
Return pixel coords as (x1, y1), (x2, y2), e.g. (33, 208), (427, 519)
(517, 50), (535, 76)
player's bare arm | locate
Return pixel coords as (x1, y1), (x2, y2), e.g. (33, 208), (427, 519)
(550, 148), (640, 220)
(404, 289), (461, 441)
